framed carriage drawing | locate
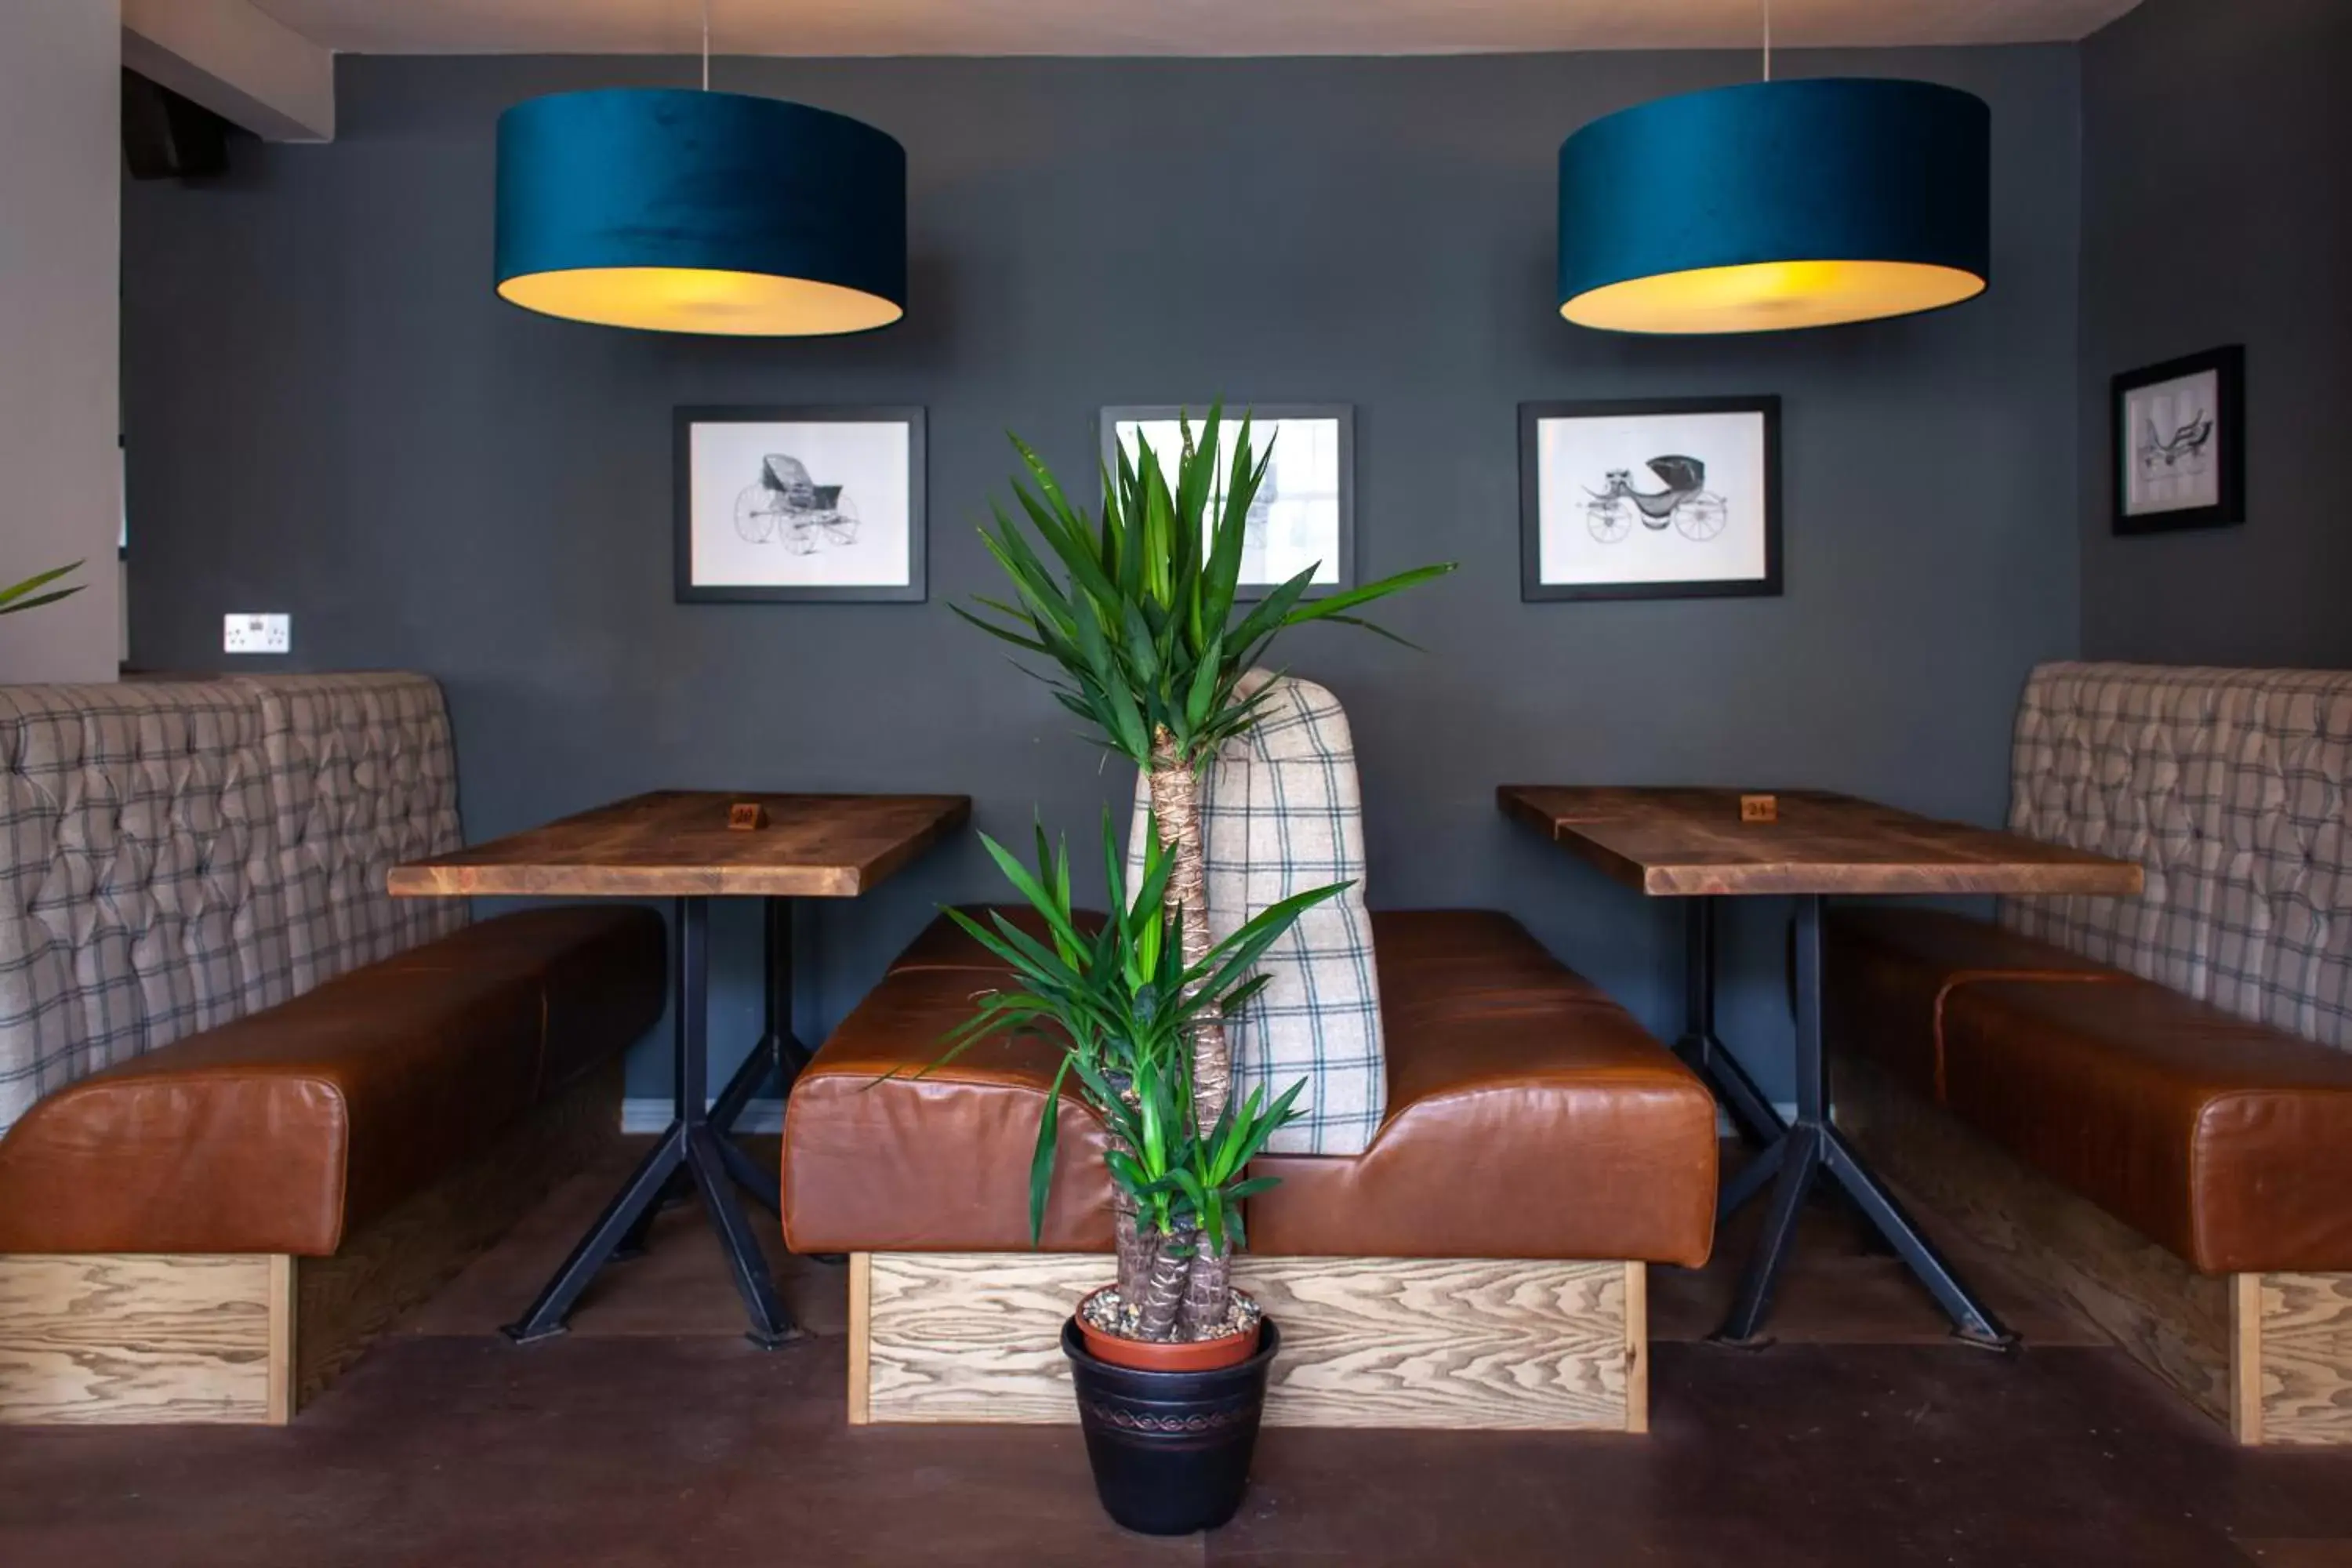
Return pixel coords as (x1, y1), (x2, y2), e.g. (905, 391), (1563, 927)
(674, 406), (926, 603)
(2112, 346), (2244, 535)
(1102, 405), (1354, 598)
(1519, 397), (1781, 602)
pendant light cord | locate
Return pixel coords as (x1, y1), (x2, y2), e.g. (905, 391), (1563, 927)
(1762, 0), (1773, 82)
(701, 0), (711, 91)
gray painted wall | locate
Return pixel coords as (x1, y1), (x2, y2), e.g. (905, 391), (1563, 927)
(2078, 0), (2352, 666)
(124, 49), (2083, 1101)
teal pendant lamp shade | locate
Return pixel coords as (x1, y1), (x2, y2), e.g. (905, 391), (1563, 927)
(495, 89), (906, 336)
(1557, 78), (1990, 334)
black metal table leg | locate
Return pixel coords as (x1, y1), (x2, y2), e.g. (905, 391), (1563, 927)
(622, 896), (804, 1254)
(504, 895), (799, 1348)
(1820, 1129), (2007, 1345)
(1716, 1123), (1821, 1341)
(503, 1124), (688, 1343)
(1673, 897), (1787, 1148)
(715, 1134), (780, 1214)
(610, 1169), (689, 1262)
(702, 895), (808, 1215)
(1711, 895), (2013, 1348)
(706, 1036), (781, 1143)
(687, 1124), (792, 1348)
(712, 896), (815, 1128)
(1714, 1127), (1786, 1221)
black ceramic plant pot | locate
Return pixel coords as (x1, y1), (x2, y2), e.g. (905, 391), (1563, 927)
(1060, 1316), (1281, 1536)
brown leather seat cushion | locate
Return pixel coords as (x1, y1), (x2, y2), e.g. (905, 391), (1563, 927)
(1941, 978), (2352, 1273)
(782, 908), (1719, 1266)
(781, 963), (1118, 1254)
(1825, 906), (2122, 1098)
(1826, 906), (2352, 1273)
(1248, 911), (1718, 1265)
(0, 907), (665, 1257)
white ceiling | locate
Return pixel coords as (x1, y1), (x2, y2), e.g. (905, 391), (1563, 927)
(248, 0), (2145, 57)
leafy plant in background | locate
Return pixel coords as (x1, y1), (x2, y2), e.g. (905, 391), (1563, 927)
(938, 813), (1341, 1338)
(0, 563), (85, 616)
(956, 408), (1453, 1320)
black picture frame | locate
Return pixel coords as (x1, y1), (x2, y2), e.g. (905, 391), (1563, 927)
(2111, 346), (2245, 535)
(1098, 404), (1356, 599)
(1519, 396), (1783, 602)
(673, 405), (927, 604)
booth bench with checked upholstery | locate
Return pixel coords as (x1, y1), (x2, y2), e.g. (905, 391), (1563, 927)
(0, 674), (661, 1425)
(1828, 662), (2352, 1446)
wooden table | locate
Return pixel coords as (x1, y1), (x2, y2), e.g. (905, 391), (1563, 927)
(1498, 785), (2142, 1345)
(392, 789), (970, 1347)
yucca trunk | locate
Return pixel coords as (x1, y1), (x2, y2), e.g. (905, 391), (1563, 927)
(1149, 731), (1229, 1136)
(1179, 1242), (1232, 1339)
(1133, 1230), (1192, 1341)
(1112, 1196), (1154, 1309)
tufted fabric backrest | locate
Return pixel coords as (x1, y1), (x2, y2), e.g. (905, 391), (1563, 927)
(250, 673), (466, 997)
(1126, 672), (1386, 1156)
(2003, 662), (2352, 1051)
(0, 673), (464, 1134)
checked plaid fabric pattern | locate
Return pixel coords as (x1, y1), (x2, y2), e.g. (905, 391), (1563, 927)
(1128, 672), (1385, 1155)
(256, 673), (466, 998)
(2002, 662), (2352, 1052)
(0, 673), (464, 1135)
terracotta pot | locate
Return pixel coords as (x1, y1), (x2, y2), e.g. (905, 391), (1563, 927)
(1074, 1285), (1260, 1373)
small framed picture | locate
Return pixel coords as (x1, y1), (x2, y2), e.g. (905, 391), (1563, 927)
(1101, 405), (1354, 598)
(673, 406), (926, 603)
(2112, 347), (2244, 535)
(1520, 397), (1781, 601)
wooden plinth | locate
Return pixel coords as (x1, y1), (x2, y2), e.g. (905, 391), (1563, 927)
(0, 1059), (622, 1426)
(849, 1252), (1646, 1432)
(1837, 1057), (2352, 1446)
(0, 1253), (295, 1425)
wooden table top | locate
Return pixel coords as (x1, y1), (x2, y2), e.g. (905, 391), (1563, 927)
(388, 790), (972, 899)
(1497, 785), (2146, 899)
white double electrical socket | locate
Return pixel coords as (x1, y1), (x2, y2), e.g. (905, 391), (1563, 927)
(223, 613), (291, 655)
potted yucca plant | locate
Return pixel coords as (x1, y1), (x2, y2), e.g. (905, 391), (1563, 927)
(941, 814), (1344, 1534)
(957, 408), (1451, 1331)
(949, 409), (1451, 1533)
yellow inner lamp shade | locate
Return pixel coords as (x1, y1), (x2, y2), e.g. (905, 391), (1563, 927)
(496, 267), (906, 337)
(1562, 260), (1987, 335)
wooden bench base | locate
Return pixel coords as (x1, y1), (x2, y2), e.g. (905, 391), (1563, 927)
(0, 1059), (622, 1426)
(1836, 1056), (2352, 1445)
(849, 1251), (1646, 1432)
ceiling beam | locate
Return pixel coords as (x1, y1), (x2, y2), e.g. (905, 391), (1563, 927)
(122, 0), (333, 143)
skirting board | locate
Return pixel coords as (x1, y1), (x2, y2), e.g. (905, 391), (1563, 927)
(851, 1251), (1646, 1432)
(1836, 1056), (2352, 1446)
(624, 1097), (784, 1134)
(0, 1060), (622, 1427)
